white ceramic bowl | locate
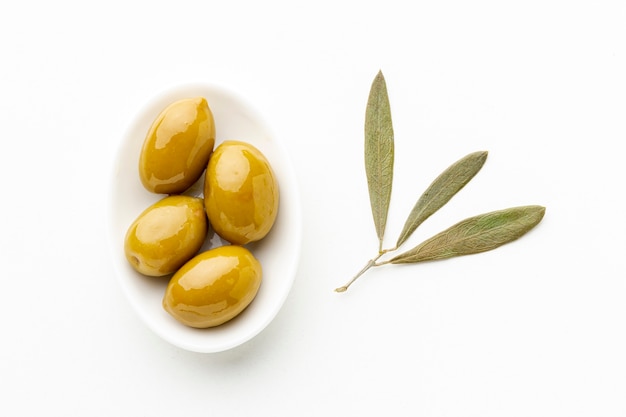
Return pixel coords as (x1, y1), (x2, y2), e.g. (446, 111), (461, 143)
(107, 84), (301, 353)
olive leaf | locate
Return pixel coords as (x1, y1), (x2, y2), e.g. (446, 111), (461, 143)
(387, 205), (546, 264)
(394, 151), (488, 249)
(365, 70), (394, 253)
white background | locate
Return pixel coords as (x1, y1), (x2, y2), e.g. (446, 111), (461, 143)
(1, 1), (625, 416)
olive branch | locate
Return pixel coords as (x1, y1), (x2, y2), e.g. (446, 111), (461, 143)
(335, 71), (545, 293)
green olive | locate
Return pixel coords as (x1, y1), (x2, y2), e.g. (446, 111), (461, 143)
(204, 140), (279, 245)
(124, 195), (208, 277)
(139, 97), (216, 194)
(162, 245), (262, 328)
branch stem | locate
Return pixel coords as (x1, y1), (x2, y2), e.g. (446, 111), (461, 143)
(380, 246), (397, 255)
(335, 253), (384, 293)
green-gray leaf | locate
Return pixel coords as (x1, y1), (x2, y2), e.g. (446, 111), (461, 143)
(365, 70), (394, 252)
(395, 151), (488, 248)
(388, 205), (545, 264)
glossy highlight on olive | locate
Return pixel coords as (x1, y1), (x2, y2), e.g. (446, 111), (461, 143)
(204, 140), (279, 245)
(124, 195), (208, 277)
(139, 96), (216, 194)
(163, 245), (263, 328)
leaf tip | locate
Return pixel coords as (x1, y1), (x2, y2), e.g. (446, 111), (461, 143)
(472, 150), (488, 163)
(375, 69), (385, 82)
(527, 204), (546, 217)
(537, 205), (547, 218)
